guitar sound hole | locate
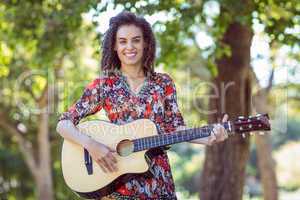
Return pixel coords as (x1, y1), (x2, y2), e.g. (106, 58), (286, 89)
(116, 139), (134, 157)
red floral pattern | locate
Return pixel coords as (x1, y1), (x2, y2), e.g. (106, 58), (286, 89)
(58, 71), (185, 199)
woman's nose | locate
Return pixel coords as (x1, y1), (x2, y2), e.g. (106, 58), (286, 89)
(126, 41), (134, 49)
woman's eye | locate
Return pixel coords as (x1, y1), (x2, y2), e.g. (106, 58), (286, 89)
(133, 39), (140, 43)
(119, 41), (126, 44)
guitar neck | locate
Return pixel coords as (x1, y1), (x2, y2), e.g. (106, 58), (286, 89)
(132, 121), (233, 152)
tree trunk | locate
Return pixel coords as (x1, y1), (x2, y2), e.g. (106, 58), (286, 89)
(253, 89), (278, 200)
(35, 172), (54, 200)
(32, 84), (55, 200)
(255, 134), (278, 200)
(200, 22), (253, 200)
(36, 109), (54, 200)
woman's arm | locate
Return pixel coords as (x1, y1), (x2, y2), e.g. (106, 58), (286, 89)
(56, 119), (93, 148)
(56, 78), (117, 173)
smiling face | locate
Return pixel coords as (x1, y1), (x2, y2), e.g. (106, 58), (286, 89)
(114, 24), (145, 70)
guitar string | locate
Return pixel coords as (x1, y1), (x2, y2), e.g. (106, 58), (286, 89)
(134, 123), (230, 152)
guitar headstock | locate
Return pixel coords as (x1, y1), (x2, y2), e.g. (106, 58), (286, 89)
(232, 114), (271, 134)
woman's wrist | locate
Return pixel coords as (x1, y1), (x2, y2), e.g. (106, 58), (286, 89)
(79, 131), (93, 149)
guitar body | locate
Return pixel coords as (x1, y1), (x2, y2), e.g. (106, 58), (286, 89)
(61, 119), (158, 199)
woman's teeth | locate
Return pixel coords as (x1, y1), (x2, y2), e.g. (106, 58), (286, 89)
(125, 53), (136, 58)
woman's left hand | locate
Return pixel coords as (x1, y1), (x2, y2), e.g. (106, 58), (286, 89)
(207, 114), (229, 145)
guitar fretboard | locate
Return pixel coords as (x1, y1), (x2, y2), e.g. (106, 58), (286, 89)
(132, 122), (231, 152)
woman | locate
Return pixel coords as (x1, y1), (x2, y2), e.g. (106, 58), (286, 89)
(56, 11), (228, 200)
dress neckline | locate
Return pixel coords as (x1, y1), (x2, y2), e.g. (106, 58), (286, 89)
(116, 70), (149, 96)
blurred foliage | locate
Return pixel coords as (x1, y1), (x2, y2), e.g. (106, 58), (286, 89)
(274, 141), (300, 190)
(0, 0), (299, 199)
(0, 0), (100, 199)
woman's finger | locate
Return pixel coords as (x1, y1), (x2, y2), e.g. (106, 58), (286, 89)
(108, 152), (117, 163)
(105, 153), (119, 172)
(96, 159), (107, 173)
(213, 126), (221, 137)
(107, 153), (118, 171)
(220, 116), (229, 139)
(222, 114), (229, 123)
(209, 129), (217, 145)
(214, 125), (227, 141)
(101, 157), (114, 172)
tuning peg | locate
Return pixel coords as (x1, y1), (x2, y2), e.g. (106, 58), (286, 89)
(250, 132), (253, 136)
(242, 133), (246, 138)
(256, 114), (262, 120)
(259, 132), (265, 135)
(238, 116), (245, 122)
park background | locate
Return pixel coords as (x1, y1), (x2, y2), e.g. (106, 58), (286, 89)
(0, 0), (299, 200)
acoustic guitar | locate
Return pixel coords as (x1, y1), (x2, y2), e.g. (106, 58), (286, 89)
(61, 114), (271, 199)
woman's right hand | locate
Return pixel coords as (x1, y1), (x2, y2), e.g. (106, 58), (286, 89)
(86, 139), (118, 173)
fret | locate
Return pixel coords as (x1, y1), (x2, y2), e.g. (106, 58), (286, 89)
(192, 128), (195, 141)
(189, 129), (193, 140)
(195, 128), (198, 139)
(136, 140), (140, 151)
(144, 137), (148, 150)
(174, 134), (178, 143)
(144, 137), (149, 149)
(179, 131), (183, 143)
(163, 135), (167, 146)
(140, 137), (144, 150)
(164, 135), (168, 146)
(170, 134), (174, 144)
(175, 133), (180, 143)
(139, 139), (143, 151)
(184, 130), (188, 141)
(168, 134), (173, 145)
(152, 136), (157, 148)
(142, 137), (146, 150)
(158, 139), (161, 147)
(156, 136), (160, 147)
(155, 136), (159, 148)
(194, 128), (198, 139)
(140, 138), (143, 150)
(165, 134), (169, 146)
(176, 134), (179, 143)
(149, 137), (153, 149)
(150, 137), (154, 149)
(133, 140), (140, 152)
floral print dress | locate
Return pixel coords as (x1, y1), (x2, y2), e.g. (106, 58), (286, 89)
(58, 70), (185, 200)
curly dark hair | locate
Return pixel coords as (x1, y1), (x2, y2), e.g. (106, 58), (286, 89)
(101, 11), (156, 76)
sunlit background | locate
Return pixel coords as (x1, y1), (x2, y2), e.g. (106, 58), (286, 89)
(0, 0), (299, 200)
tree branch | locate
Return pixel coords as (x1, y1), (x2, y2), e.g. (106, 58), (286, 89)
(265, 68), (274, 93)
(0, 112), (38, 177)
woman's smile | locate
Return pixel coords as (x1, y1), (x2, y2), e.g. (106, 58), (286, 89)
(124, 52), (137, 59)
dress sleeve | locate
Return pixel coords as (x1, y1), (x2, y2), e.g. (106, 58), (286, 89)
(162, 74), (186, 134)
(58, 78), (104, 125)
